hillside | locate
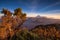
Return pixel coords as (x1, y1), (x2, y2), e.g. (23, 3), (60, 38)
(22, 16), (60, 30)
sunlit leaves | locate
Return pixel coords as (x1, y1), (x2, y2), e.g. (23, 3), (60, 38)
(0, 8), (26, 40)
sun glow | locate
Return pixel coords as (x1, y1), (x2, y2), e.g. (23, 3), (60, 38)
(27, 13), (60, 19)
(0, 13), (60, 19)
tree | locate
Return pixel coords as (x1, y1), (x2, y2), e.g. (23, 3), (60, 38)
(10, 29), (40, 40)
(13, 8), (26, 28)
(21, 13), (26, 21)
(1, 8), (12, 17)
(0, 8), (27, 40)
(14, 8), (22, 16)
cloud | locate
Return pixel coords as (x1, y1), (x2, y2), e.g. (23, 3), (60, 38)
(41, 2), (60, 10)
(27, 0), (38, 12)
(45, 10), (60, 13)
(27, 12), (60, 19)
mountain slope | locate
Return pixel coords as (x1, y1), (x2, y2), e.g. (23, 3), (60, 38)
(21, 16), (60, 30)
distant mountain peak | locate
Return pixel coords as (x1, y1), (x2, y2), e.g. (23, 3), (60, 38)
(36, 15), (41, 18)
(22, 17), (60, 30)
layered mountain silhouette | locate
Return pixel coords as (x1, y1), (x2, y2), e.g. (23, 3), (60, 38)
(22, 15), (60, 30)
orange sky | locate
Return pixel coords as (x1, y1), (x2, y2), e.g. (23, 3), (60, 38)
(27, 13), (60, 19)
(0, 13), (60, 19)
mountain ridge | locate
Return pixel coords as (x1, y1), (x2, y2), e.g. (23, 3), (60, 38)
(22, 16), (60, 30)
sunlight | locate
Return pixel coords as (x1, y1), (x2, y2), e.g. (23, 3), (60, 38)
(27, 13), (60, 19)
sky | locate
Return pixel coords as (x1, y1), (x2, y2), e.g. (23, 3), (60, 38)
(0, 0), (60, 19)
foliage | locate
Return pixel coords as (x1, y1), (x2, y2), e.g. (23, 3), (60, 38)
(0, 8), (26, 40)
(32, 25), (60, 40)
(10, 29), (40, 40)
(0, 8), (60, 40)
